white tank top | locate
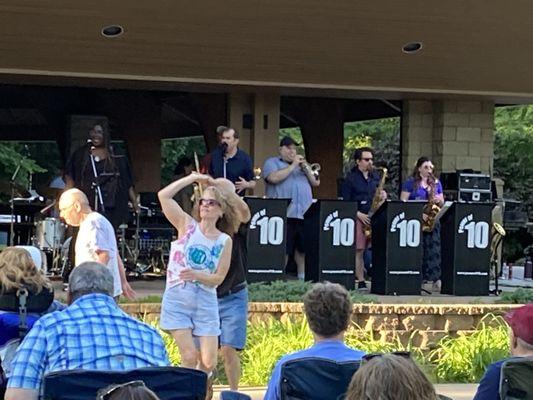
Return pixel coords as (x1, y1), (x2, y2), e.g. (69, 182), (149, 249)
(166, 219), (230, 293)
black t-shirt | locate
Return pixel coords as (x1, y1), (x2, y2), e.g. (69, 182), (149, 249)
(66, 146), (134, 228)
(217, 224), (247, 297)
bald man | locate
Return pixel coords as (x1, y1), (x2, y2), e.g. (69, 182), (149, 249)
(59, 188), (135, 299)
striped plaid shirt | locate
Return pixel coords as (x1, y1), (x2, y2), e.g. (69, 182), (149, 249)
(7, 293), (169, 391)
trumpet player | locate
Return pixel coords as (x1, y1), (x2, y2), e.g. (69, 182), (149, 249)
(263, 136), (320, 280)
(341, 147), (386, 291)
(400, 156), (444, 292)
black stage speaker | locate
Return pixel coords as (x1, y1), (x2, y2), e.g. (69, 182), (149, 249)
(440, 202), (494, 295)
(371, 200), (425, 295)
(304, 200), (358, 290)
(245, 197), (290, 282)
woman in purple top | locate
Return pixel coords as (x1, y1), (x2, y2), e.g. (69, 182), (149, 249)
(400, 157), (445, 291)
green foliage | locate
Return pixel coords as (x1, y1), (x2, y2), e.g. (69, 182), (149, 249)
(0, 142), (48, 187)
(161, 137), (207, 186)
(247, 280), (378, 303)
(145, 313), (509, 386)
(241, 318), (312, 385)
(497, 288), (533, 304)
(494, 105), (533, 212)
(428, 315), (510, 383)
(343, 118), (401, 199)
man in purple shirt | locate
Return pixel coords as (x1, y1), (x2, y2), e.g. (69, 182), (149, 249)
(473, 304), (533, 400)
(264, 282), (365, 400)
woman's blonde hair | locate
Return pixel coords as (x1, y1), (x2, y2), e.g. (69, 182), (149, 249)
(0, 247), (52, 294)
(346, 354), (439, 400)
(192, 186), (240, 235)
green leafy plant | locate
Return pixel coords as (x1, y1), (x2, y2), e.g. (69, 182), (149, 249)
(248, 281), (378, 303)
(428, 314), (510, 383)
(497, 288), (533, 304)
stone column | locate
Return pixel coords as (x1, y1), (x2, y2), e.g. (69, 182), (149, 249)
(402, 100), (495, 181)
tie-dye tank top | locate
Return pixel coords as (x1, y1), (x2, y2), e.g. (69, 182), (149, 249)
(166, 219), (230, 293)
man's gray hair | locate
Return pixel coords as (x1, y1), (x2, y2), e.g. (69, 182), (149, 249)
(69, 262), (114, 300)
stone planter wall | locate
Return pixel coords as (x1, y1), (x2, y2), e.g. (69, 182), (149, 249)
(121, 302), (521, 350)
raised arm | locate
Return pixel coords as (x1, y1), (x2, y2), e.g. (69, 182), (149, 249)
(158, 173), (208, 233)
(265, 162), (297, 184)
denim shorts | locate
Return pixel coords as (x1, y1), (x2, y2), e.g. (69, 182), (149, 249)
(218, 287), (248, 350)
(160, 283), (220, 337)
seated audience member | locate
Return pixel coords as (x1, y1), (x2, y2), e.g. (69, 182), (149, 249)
(0, 247), (64, 378)
(96, 380), (161, 400)
(5, 262), (169, 400)
(264, 282), (365, 400)
(346, 353), (440, 400)
(473, 304), (533, 400)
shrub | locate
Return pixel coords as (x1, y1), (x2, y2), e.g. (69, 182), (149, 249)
(248, 281), (378, 303)
(428, 314), (510, 383)
(497, 288), (533, 304)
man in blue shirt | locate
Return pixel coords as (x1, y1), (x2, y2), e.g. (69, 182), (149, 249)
(262, 137), (320, 280)
(264, 282), (364, 400)
(473, 304), (533, 400)
(5, 262), (169, 400)
(209, 127), (255, 196)
(341, 147), (386, 290)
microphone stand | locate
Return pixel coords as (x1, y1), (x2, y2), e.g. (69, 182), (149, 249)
(9, 157), (25, 246)
(89, 144), (105, 213)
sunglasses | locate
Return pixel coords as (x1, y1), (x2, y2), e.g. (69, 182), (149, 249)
(199, 198), (221, 207)
(362, 351), (411, 364)
(98, 380), (146, 400)
(361, 157), (373, 162)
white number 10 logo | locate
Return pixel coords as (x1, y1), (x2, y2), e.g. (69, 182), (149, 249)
(323, 211), (355, 247)
(458, 214), (489, 249)
(250, 209), (284, 245)
(390, 212), (421, 248)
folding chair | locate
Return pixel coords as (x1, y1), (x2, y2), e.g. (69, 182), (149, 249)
(280, 357), (360, 400)
(499, 357), (533, 400)
(42, 366), (207, 400)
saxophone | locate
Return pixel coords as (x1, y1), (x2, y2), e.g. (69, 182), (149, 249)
(363, 167), (387, 239)
(422, 180), (441, 233)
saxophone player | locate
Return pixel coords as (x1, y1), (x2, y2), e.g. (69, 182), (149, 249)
(400, 157), (444, 292)
(341, 147), (387, 291)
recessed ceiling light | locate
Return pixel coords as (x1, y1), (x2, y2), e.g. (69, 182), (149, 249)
(101, 25), (124, 38)
(402, 42), (423, 54)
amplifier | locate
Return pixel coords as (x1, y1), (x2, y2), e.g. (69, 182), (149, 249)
(458, 189), (492, 203)
(459, 173), (491, 191)
(440, 172), (491, 191)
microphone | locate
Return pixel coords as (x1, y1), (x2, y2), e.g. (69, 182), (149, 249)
(219, 142), (228, 154)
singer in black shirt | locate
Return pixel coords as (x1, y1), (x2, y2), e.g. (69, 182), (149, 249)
(65, 124), (138, 230)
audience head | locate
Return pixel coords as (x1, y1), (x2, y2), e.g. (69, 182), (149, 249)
(59, 188), (91, 226)
(505, 304), (533, 355)
(346, 353), (439, 400)
(193, 183), (240, 235)
(303, 282), (352, 339)
(68, 261), (114, 303)
(96, 380), (160, 400)
(0, 246), (51, 294)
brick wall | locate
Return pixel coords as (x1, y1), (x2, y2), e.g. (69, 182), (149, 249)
(121, 302), (520, 351)
(402, 100), (495, 179)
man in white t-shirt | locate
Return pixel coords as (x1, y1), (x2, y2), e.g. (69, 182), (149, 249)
(58, 188), (135, 299)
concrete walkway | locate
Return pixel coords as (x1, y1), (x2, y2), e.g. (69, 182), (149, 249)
(213, 383), (479, 400)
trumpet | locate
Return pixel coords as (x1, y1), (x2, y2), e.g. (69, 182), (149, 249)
(300, 160), (321, 178)
(253, 167), (262, 180)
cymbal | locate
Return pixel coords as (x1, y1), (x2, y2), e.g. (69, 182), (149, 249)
(0, 180), (30, 198)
